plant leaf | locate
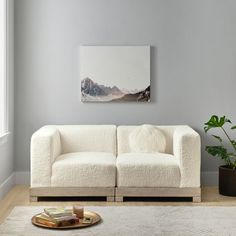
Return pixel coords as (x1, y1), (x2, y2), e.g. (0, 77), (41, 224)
(220, 116), (231, 126)
(205, 145), (229, 160)
(231, 125), (236, 130)
(228, 152), (236, 157)
(204, 115), (231, 133)
(211, 135), (222, 142)
(204, 126), (211, 133)
(231, 140), (236, 149)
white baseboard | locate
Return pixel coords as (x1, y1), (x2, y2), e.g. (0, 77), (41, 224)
(15, 171), (30, 185)
(0, 173), (15, 199)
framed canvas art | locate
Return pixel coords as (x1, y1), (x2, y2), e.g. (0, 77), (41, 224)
(80, 46), (150, 102)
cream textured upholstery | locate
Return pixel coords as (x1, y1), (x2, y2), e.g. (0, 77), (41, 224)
(31, 126), (61, 187)
(31, 125), (201, 196)
(129, 125), (167, 153)
(173, 126), (201, 187)
(117, 125), (201, 188)
(52, 152), (116, 187)
(116, 153), (181, 187)
(117, 126), (177, 155)
(56, 125), (116, 155)
(31, 125), (116, 187)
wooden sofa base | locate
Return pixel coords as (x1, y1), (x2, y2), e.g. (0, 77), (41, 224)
(115, 187), (201, 202)
(30, 187), (115, 202)
(30, 187), (201, 203)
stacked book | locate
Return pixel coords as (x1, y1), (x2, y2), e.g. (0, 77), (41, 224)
(35, 208), (79, 227)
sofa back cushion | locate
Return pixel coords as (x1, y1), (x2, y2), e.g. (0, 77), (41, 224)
(117, 125), (178, 155)
(57, 125), (116, 155)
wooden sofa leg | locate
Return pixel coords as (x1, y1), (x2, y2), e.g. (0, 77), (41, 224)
(30, 196), (38, 202)
(192, 196), (201, 203)
(115, 196), (124, 202)
(106, 196), (114, 202)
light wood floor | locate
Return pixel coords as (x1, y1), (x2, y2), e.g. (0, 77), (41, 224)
(1, 185), (236, 224)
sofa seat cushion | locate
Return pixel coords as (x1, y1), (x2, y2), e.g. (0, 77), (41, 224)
(51, 152), (116, 187)
(116, 153), (181, 187)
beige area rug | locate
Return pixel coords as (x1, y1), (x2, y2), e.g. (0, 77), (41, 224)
(0, 206), (235, 236)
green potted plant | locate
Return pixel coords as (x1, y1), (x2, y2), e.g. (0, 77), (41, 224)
(204, 115), (236, 196)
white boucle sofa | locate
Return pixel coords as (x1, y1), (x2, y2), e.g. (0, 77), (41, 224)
(30, 125), (201, 202)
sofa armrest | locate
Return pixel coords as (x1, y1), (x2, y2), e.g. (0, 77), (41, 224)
(31, 126), (61, 187)
(173, 126), (201, 187)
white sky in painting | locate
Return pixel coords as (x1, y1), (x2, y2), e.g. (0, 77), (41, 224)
(80, 46), (150, 91)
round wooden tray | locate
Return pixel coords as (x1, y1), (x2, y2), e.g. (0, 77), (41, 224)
(32, 210), (101, 230)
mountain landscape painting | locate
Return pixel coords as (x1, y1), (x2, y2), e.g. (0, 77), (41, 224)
(80, 46), (150, 102)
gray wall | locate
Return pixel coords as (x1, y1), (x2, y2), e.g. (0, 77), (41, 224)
(14, 0), (236, 184)
(0, 0), (14, 195)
